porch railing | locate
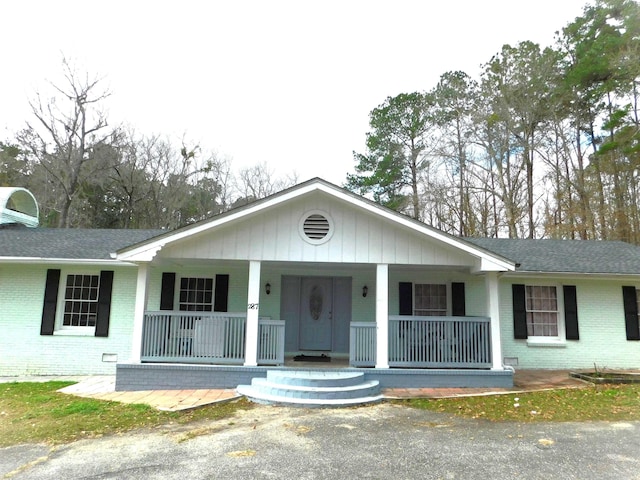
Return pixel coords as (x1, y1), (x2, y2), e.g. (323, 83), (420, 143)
(350, 316), (492, 368)
(349, 322), (377, 366)
(141, 312), (285, 365)
(258, 319), (286, 365)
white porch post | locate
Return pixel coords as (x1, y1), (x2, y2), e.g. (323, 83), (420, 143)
(485, 271), (503, 370)
(131, 262), (150, 363)
(244, 260), (261, 366)
(375, 263), (389, 369)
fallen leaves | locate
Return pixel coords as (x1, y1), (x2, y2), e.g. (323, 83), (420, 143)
(537, 438), (555, 449)
(226, 450), (256, 457)
(402, 384), (640, 422)
(283, 422), (313, 435)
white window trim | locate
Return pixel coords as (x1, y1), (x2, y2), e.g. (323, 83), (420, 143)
(54, 270), (100, 336)
(525, 282), (566, 346)
(177, 276), (215, 312)
(413, 282), (451, 316)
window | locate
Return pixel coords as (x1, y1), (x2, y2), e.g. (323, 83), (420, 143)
(513, 283), (577, 342)
(62, 274), (100, 327)
(525, 285), (558, 337)
(40, 269), (113, 337)
(179, 277), (213, 311)
(414, 284), (447, 316)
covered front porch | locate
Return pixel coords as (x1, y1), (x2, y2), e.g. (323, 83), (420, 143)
(114, 180), (515, 390)
(115, 259), (511, 390)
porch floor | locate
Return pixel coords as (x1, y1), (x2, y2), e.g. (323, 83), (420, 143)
(47, 369), (590, 411)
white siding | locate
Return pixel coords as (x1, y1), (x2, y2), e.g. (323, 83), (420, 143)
(160, 192), (476, 267)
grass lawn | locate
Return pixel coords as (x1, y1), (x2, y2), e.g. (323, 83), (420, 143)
(401, 384), (640, 422)
(0, 381), (253, 447)
(4, 382), (640, 447)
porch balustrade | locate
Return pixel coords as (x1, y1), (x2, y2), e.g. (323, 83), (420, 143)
(350, 316), (492, 368)
(141, 312), (285, 365)
(142, 312), (490, 369)
(349, 322), (378, 366)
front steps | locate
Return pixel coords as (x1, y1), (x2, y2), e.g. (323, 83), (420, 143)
(236, 370), (383, 407)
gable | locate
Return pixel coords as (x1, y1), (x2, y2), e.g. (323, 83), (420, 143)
(158, 190), (491, 268)
(117, 179), (513, 271)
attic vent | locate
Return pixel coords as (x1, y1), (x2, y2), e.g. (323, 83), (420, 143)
(299, 211), (334, 245)
(304, 214), (330, 239)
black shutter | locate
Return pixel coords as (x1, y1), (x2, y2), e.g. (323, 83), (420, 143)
(512, 284), (528, 339)
(399, 282), (413, 315)
(214, 274), (229, 312)
(563, 285), (580, 340)
(622, 286), (640, 341)
(451, 282), (466, 316)
(95, 270), (114, 337)
(160, 272), (176, 310)
(40, 269), (61, 336)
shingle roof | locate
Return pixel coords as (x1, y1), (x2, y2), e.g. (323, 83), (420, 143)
(464, 238), (640, 274)
(0, 226), (164, 260)
(2, 224), (640, 276)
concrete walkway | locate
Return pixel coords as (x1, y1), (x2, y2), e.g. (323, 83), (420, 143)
(0, 369), (589, 412)
(0, 370), (588, 411)
(384, 369), (587, 399)
(56, 376), (241, 411)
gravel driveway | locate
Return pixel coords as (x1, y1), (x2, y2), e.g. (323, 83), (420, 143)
(2, 403), (639, 479)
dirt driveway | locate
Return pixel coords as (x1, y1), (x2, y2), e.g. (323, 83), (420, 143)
(2, 403), (640, 479)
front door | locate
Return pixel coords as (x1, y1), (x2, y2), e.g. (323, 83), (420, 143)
(299, 277), (333, 350)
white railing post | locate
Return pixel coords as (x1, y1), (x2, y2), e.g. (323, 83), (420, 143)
(131, 262), (150, 363)
(244, 260), (261, 366)
(485, 271), (503, 370)
(350, 322), (376, 366)
(375, 263), (389, 368)
(257, 319), (286, 365)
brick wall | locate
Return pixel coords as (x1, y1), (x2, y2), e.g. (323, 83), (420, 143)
(500, 278), (640, 369)
(0, 264), (138, 376)
(4, 260), (640, 375)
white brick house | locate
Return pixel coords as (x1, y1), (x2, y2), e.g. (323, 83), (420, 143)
(2, 179), (640, 389)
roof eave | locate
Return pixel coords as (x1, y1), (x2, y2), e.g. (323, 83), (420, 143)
(115, 179), (516, 270)
(0, 257), (137, 266)
(505, 270), (640, 278)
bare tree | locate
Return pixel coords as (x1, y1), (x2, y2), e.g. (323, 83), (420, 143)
(17, 58), (116, 227)
(234, 162), (298, 207)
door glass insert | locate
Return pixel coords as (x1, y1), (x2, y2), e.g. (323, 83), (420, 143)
(309, 285), (324, 320)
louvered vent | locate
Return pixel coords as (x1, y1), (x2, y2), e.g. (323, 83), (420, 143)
(303, 214), (330, 240)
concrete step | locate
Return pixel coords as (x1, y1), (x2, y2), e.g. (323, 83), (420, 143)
(237, 370), (383, 408)
(265, 370), (365, 388)
(236, 386), (384, 407)
(249, 377), (381, 400)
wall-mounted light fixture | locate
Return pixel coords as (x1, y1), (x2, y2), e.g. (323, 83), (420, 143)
(362, 285), (368, 297)
(265, 282), (271, 295)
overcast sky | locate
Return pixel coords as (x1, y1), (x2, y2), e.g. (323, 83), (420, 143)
(1, 0), (589, 185)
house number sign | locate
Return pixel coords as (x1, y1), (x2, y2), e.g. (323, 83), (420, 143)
(248, 303), (259, 310)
